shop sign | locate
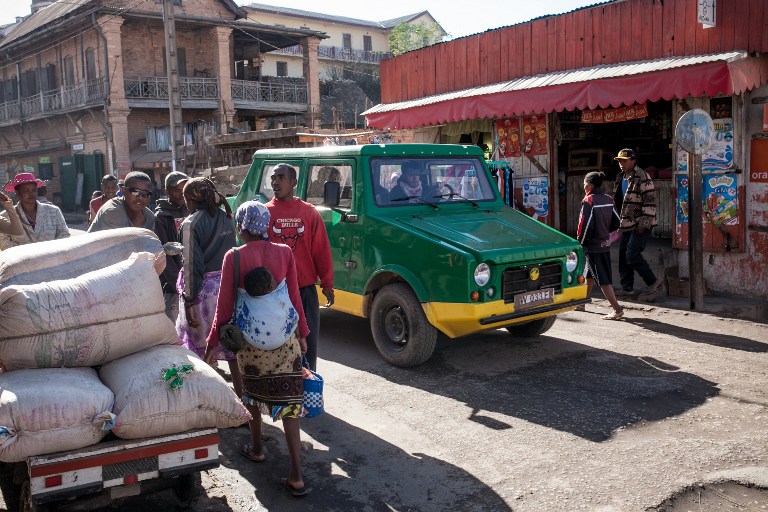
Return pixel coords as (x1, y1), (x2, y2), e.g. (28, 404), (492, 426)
(71, 143), (84, 151)
(697, 0), (716, 28)
(580, 103), (648, 124)
(39, 157), (50, 164)
(750, 140), (768, 183)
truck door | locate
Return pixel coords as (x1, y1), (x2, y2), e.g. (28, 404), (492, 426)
(305, 162), (356, 292)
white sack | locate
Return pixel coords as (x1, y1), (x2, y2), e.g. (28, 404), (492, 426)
(99, 345), (251, 439)
(0, 253), (178, 370)
(0, 227), (164, 286)
(0, 367), (114, 462)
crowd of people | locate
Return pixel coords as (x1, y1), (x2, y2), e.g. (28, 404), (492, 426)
(0, 166), (334, 498)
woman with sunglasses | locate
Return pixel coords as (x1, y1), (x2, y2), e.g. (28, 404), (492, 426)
(88, 171), (156, 232)
(176, 178), (241, 395)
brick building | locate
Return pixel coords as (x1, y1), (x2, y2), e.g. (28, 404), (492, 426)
(0, 0), (325, 210)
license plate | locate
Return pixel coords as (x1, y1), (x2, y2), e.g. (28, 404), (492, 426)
(514, 287), (555, 310)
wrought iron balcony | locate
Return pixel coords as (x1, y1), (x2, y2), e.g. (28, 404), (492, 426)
(124, 76), (220, 100)
(0, 78), (107, 125)
(270, 44), (392, 64)
(231, 79), (307, 104)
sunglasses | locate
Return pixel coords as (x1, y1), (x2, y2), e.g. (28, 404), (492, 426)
(126, 187), (152, 199)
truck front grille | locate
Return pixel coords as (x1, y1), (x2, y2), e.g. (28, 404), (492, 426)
(502, 263), (562, 303)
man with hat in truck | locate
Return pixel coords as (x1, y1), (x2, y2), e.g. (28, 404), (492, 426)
(612, 148), (664, 298)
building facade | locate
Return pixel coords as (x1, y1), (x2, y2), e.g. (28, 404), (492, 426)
(0, 0), (325, 209)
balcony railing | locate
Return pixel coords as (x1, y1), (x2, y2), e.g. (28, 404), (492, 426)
(231, 79), (307, 104)
(0, 78), (107, 123)
(270, 44), (392, 64)
(124, 76), (219, 100)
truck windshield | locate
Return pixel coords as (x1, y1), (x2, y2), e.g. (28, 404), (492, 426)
(370, 157), (495, 206)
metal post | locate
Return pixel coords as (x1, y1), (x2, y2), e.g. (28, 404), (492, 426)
(162, 0), (183, 172)
(688, 153), (705, 309)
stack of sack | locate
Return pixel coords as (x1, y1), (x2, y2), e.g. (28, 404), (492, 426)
(0, 228), (250, 463)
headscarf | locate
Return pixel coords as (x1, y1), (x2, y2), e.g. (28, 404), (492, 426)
(183, 177), (232, 218)
(235, 200), (270, 239)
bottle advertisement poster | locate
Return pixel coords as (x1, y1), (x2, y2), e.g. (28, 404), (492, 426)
(522, 115), (548, 156)
(522, 177), (549, 219)
(495, 118), (521, 157)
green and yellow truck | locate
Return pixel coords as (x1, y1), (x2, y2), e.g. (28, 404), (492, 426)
(234, 144), (589, 367)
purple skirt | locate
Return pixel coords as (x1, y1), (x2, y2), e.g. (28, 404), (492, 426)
(176, 269), (236, 362)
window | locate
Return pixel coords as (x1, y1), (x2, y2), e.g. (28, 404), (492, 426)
(257, 163), (300, 201)
(306, 164), (353, 208)
(20, 69), (37, 98)
(146, 126), (171, 152)
(41, 64), (57, 92)
(342, 33), (352, 50)
(363, 35), (372, 52)
(162, 47), (187, 77)
(276, 61), (287, 77)
(85, 48), (97, 81)
(64, 57), (75, 86)
(4, 77), (17, 102)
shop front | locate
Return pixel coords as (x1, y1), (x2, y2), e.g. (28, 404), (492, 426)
(365, 52), (768, 297)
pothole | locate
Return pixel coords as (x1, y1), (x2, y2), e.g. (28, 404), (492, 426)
(650, 481), (768, 511)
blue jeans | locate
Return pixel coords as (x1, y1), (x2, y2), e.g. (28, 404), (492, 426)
(618, 229), (657, 291)
(299, 285), (320, 371)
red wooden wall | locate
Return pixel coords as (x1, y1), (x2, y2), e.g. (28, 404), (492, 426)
(381, 0), (768, 104)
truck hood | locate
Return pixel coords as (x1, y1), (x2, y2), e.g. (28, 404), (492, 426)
(395, 209), (578, 264)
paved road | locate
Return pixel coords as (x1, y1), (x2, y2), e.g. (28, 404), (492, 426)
(3, 301), (767, 511)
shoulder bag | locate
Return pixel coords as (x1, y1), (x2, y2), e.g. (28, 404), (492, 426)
(218, 249), (246, 353)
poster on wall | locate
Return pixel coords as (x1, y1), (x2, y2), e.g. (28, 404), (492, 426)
(704, 173), (738, 225)
(495, 118), (521, 157)
(676, 175), (689, 223)
(522, 115), (547, 156)
(522, 177), (549, 219)
(701, 118), (734, 171)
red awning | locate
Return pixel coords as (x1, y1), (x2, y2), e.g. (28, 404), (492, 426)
(364, 52), (768, 129)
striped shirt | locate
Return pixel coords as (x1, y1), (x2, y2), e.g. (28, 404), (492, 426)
(0, 201), (70, 250)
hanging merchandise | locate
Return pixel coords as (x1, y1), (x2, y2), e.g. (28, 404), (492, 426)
(522, 115), (547, 155)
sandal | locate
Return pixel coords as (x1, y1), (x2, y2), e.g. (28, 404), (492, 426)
(281, 477), (310, 497)
(240, 443), (265, 463)
(602, 309), (624, 321)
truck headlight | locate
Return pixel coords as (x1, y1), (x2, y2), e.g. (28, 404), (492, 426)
(565, 251), (578, 273)
(474, 263), (490, 286)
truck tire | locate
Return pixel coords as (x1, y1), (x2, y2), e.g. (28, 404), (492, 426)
(173, 473), (201, 509)
(371, 283), (437, 367)
(19, 480), (49, 512)
(506, 316), (557, 338)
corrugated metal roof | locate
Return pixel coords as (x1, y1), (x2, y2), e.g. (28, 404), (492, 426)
(364, 51), (749, 115)
(244, 3), (425, 30)
(0, 0), (94, 48)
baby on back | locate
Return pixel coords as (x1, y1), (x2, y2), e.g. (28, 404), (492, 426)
(235, 267), (298, 350)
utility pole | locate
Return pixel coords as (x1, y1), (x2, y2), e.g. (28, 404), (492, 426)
(161, 0), (183, 172)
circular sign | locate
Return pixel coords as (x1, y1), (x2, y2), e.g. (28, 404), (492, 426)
(675, 108), (714, 155)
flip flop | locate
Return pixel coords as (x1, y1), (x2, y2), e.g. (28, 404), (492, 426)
(602, 309), (624, 321)
(281, 477), (310, 497)
(240, 443), (265, 463)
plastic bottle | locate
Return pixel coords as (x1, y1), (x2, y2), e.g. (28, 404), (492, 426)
(462, 169), (480, 200)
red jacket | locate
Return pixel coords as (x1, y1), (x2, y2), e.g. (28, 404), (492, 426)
(266, 198), (334, 290)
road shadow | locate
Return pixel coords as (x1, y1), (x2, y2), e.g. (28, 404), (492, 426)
(625, 317), (768, 352)
(216, 416), (511, 512)
(320, 310), (719, 443)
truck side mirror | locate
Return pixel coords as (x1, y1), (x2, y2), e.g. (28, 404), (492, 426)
(323, 181), (340, 207)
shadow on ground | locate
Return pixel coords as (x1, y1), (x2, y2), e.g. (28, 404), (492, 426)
(320, 310), (720, 443)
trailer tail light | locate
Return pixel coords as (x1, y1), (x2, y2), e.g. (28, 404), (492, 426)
(44, 475), (62, 488)
(194, 448), (208, 460)
(124, 474), (138, 486)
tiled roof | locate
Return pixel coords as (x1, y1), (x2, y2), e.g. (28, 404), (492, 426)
(0, 0), (92, 48)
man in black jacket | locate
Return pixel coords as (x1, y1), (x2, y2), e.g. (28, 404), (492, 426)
(154, 171), (189, 320)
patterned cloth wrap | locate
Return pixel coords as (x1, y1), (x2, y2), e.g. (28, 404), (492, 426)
(176, 269), (236, 361)
(235, 278), (299, 350)
(237, 334), (305, 421)
(235, 200), (270, 239)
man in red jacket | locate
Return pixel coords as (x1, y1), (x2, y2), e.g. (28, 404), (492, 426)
(266, 163), (334, 371)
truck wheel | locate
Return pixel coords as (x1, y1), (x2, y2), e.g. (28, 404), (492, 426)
(506, 316), (557, 337)
(173, 473), (201, 509)
(19, 481), (48, 512)
(371, 283), (437, 367)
